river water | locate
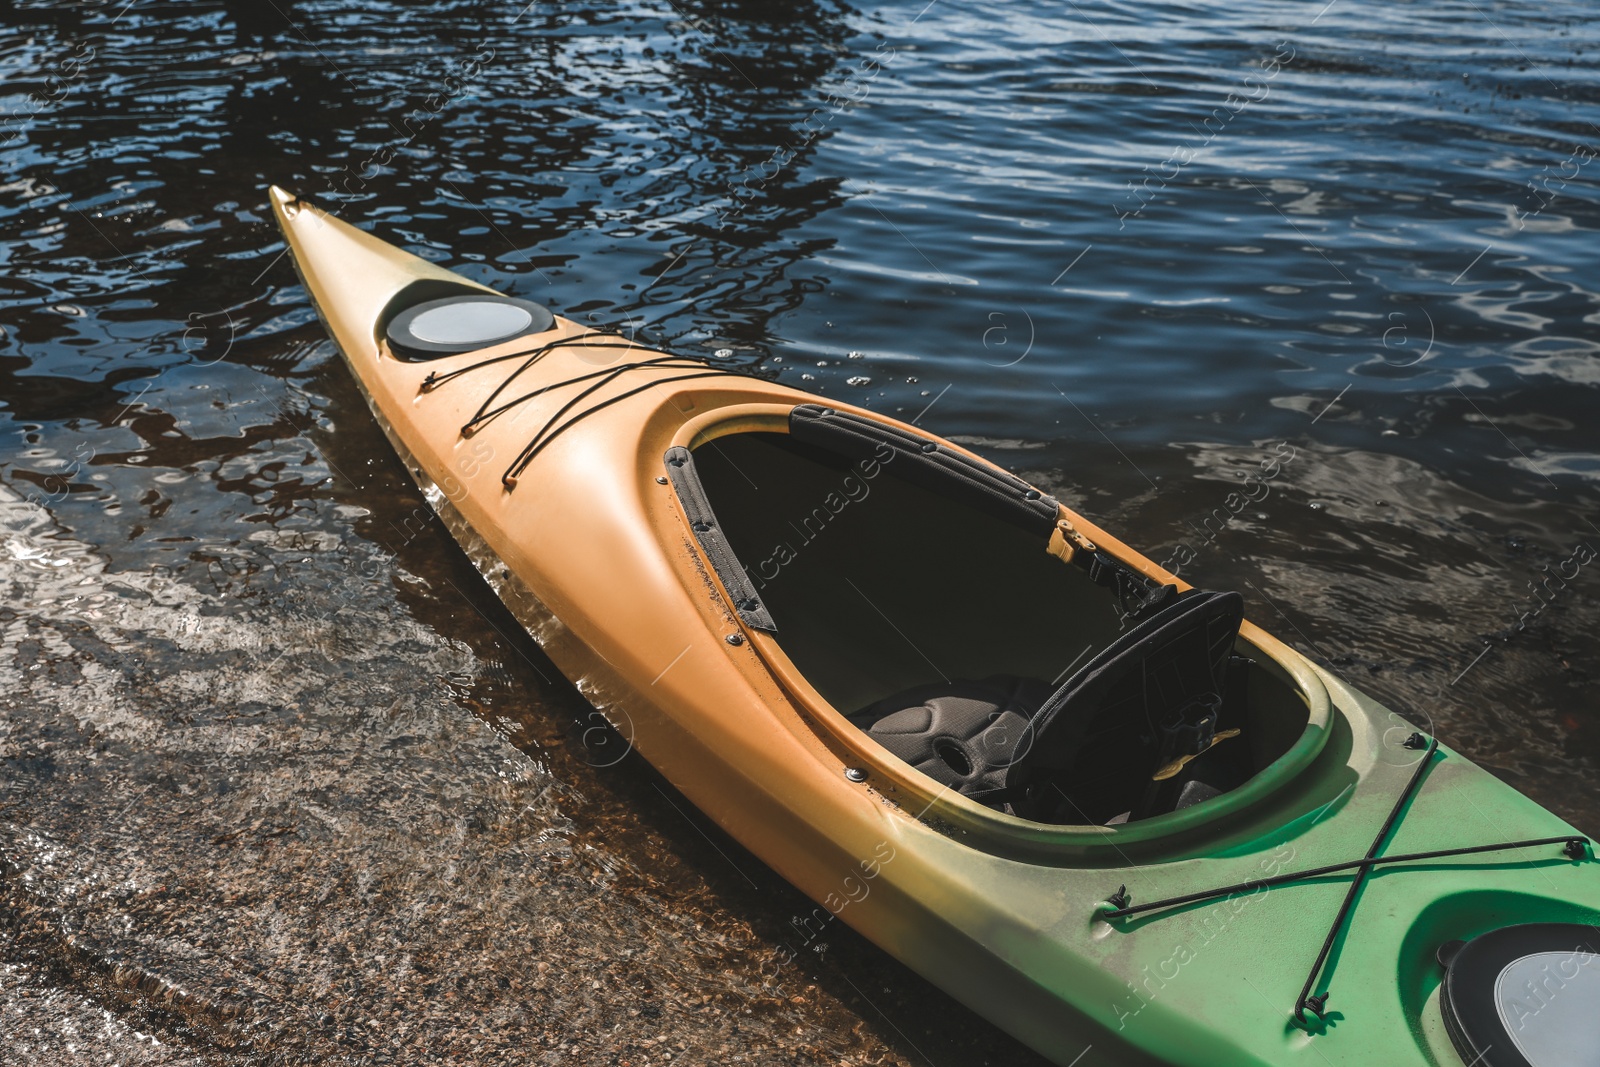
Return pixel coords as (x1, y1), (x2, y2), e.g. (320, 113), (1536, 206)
(2, 0), (1598, 1063)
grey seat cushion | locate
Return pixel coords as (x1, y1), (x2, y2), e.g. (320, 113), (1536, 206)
(848, 676), (1052, 795)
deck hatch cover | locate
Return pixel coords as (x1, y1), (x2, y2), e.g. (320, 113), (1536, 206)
(1441, 922), (1600, 1067)
(385, 293), (555, 360)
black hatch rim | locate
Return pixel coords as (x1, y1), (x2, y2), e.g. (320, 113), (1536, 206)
(1440, 921), (1600, 1067)
(385, 294), (555, 361)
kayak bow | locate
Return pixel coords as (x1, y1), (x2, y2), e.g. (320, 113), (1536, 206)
(269, 186), (1598, 1067)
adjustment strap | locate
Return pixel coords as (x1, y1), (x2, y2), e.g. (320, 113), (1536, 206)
(1151, 694), (1240, 781)
(1082, 549), (1178, 620)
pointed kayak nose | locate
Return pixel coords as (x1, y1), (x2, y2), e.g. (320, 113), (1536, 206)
(265, 185), (498, 364)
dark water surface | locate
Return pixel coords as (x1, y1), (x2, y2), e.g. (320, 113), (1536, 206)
(3, 0), (1599, 1063)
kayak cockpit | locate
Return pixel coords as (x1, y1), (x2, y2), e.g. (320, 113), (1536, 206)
(677, 411), (1315, 828)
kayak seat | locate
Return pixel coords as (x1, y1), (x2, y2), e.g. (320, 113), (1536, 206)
(849, 676), (1054, 797)
(849, 591), (1248, 824)
(1004, 590), (1247, 824)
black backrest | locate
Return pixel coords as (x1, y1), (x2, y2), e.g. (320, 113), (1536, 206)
(1006, 590), (1245, 784)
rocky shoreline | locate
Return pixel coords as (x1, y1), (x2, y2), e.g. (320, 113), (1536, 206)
(0, 484), (1043, 1066)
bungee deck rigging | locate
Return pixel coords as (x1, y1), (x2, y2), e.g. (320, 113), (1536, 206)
(419, 329), (744, 487)
(1099, 733), (1591, 1026)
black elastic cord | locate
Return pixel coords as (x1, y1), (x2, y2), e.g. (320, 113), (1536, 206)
(1095, 733), (1589, 1026)
(423, 332), (643, 396)
(463, 355), (707, 435)
(412, 319), (747, 486)
(1292, 735), (1438, 1023)
(458, 337), (648, 426)
(1102, 834), (1586, 921)
(503, 369), (734, 485)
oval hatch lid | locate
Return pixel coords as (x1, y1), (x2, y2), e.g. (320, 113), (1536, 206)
(386, 295), (554, 360)
(1441, 922), (1600, 1067)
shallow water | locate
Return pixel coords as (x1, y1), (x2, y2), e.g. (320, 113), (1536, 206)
(2, 0), (1599, 1063)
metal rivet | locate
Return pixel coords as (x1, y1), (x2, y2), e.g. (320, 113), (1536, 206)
(656, 476), (668, 485)
(920, 442), (937, 454)
(725, 633), (744, 646)
(844, 767), (868, 783)
(1024, 489), (1041, 500)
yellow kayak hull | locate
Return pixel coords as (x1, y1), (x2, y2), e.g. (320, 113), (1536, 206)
(270, 187), (1598, 1067)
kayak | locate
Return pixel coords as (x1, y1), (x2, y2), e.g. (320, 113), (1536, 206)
(268, 185), (1599, 1067)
